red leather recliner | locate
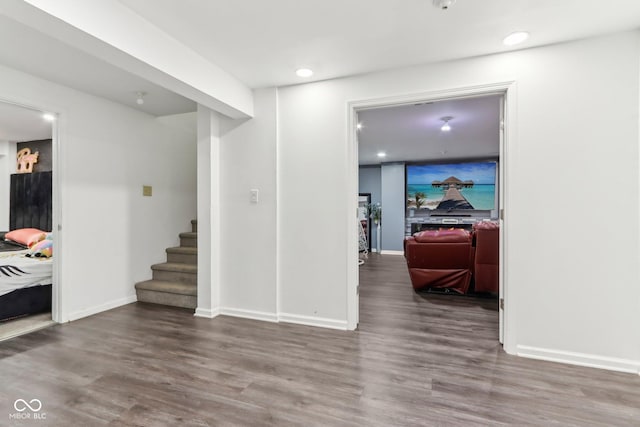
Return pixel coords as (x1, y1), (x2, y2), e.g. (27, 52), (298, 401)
(473, 221), (499, 293)
(404, 229), (474, 294)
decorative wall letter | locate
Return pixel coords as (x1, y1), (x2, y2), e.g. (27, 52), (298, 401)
(16, 148), (39, 173)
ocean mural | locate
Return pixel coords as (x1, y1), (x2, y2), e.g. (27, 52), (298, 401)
(406, 162), (497, 211)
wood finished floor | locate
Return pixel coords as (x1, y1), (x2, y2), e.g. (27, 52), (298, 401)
(1, 254), (640, 426)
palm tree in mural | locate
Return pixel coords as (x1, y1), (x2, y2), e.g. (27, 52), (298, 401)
(415, 191), (427, 209)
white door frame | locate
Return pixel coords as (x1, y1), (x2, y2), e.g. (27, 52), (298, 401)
(0, 97), (63, 324)
(346, 81), (517, 353)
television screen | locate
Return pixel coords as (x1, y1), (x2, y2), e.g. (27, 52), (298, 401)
(406, 162), (497, 212)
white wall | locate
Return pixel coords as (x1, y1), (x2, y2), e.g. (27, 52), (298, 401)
(0, 63), (197, 321)
(195, 105), (221, 319)
(275, 31), (640, 371)
(219, 88), (278, 320)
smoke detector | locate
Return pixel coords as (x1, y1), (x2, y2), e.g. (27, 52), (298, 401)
(433, 0), (456, 10)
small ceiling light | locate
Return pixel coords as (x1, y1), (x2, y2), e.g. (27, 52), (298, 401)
(440, 116), (453, 132)
(377, 152), (387, 158)
(503, 31), (529, 46)
(42, 113), (55, 122)
(136, 91), (146, 105)
(432, 0), (456, 10)
(296, 68), (313, 78)
(356, 123), (363, 130)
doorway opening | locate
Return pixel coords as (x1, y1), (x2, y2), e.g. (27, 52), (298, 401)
(347, 82), (514, 350)
(0, 100), (59, 340)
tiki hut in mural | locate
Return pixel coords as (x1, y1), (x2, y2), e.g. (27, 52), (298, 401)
(432, 176), (475, 210)
(431, 176), (475, 190)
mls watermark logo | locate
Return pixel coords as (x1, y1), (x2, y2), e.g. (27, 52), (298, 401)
(9, 399), (46, 420)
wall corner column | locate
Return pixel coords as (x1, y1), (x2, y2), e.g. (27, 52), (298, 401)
(195, 105), (221, 318)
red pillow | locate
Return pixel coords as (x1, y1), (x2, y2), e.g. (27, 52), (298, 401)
(413, 228), (471, 243)
(473, 221), (499, 231)
(5, 228), (47, 247)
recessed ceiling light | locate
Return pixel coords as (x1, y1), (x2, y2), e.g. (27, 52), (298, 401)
(296, 68), (313, 78)
(503, 31), (529, 46)
(42, 113), (55, 122)
(356, 123), (363, 130)
(377, 152), (386, 158)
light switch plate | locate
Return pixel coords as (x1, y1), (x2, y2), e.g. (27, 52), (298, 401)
(250, 189), (259, 203)
(143, 185), (152, 197)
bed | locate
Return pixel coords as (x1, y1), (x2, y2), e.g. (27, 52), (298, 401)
(0, 171), (53, 322)
(0, 250), (52, 321)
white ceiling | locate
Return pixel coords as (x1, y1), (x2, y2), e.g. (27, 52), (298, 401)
(357, 95), (500, 165)
(118, 0), (640, 88)
(0, 15), (196, 117)
(0, 102), (51, 142)
(0, 1), (639, 117)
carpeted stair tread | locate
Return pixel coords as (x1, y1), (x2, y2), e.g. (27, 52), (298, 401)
(166, 246), (198, 255)
(151, 262), (197, 273)
(135, 280), (197, 296)
(135, 220), (198, 310)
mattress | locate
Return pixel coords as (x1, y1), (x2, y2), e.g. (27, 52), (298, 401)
(0, 250), (53, 297)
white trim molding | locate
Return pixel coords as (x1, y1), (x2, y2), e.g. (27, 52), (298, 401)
(194, 307), (220, 319)
(380, 250), (404, 256)
(517, 345), (640, 374)
(194, 308), (348, 330)
(278, 313), (348, 330)
(220, 307), (278, 323)
(347, 80), (518, 346)
(67, 295), (137, 322)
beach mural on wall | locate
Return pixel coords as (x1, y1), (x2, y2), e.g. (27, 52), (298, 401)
(406, 162), (497, 211)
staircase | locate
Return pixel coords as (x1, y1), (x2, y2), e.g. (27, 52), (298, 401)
(135, 220), (197, 309)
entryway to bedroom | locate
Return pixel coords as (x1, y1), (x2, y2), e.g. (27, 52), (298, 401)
(0, 101), (55, 340)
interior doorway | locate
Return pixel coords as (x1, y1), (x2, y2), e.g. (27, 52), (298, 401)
(0, 100), (58, 340)
(347, 82), (514, 349)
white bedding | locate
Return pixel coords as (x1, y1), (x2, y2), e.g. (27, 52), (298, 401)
(0, 250), (52, 297)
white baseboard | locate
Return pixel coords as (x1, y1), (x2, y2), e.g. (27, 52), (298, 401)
(220, 307), (278, 323)
(278, 312), (348, 330)
(199, 307), (345, 330)
(194, 307), (220, 318)
(380, 250), (404, 255)
(517, 345), (640, 374)
(67, 295), (137, 322)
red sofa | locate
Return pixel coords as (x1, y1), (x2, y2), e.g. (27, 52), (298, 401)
(404, 228), (474, 294)
(404, 222), (499, 294)
(472, 221), (499, 293)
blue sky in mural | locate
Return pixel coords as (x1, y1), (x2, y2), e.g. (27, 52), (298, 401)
(407, 162), (496, 185)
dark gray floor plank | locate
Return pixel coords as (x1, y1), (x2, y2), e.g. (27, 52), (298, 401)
(1, 253), (639, 426)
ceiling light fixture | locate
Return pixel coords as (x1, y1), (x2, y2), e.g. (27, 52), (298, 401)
(440, 116), (453, 132)
(296, 68), (313, 78)
(356, 123), (363, 130)
(42, 113), (55, 122)
(432, 0), (456, 10)
(136, 91), (146, 105)
(377, 152), (387, 158)
(503, 31), (529, 46)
